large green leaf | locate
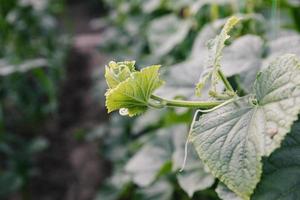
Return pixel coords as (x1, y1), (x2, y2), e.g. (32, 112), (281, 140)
(125, 127), (174, 187)
(221, 35), (263, 77)
(196, 16), (240, 96)
(252, 121), (300, 200)
(147, 14), (192, 57)
(172, 126), (215, 197)
(234, 34), (300, 93)
(105, 65), (164, 116)
(263, 34), (300, 69)
(190, 54), (300, 199)
(216, 183), (242, 200)
(134, 178), (173, 200)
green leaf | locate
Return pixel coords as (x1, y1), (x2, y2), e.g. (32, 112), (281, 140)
(263, 34), (300, 69)
(147, 14), (192, 57)
(196, 16), (240, 96)
(221, 34), (300, 93)
(105, 65), (164, 116)
(216, 183), (242, 200)
(190, 54), (300, 199)
(125, 127), (174, 187)
(95, 171), (131, 200)
(172, 126), (215, 197)
(221, 35), (263, 77)
(105, 61), (136, 89)
(134, 178), (173, 200)
(252, 121), (300, 199)
(221, 35), (263, 93)
(0, 172), (22, 197)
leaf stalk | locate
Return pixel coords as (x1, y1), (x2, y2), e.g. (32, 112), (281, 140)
(150, 95), (224, 109)
(217, 69), (235, 93)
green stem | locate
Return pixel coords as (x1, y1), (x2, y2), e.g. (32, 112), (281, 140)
(150, 95), (224, 109)
(217, 69), (234, 93)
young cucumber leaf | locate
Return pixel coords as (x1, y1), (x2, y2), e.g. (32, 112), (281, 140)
(105, 65), (164, 117)
(195, 16), (240, 96)
(252, 121), (300, 199)
(105, 61), (136, 89)
(190, 54), (300, 199)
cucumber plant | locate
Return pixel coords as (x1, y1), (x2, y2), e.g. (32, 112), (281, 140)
(104, 16), (300, 200)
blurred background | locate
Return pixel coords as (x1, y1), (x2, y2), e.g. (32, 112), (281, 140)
(0, 0), (300, 200)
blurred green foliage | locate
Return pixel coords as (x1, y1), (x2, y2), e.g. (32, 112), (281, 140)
(0, 0), (67, 198)
(97, 0), (300, 200)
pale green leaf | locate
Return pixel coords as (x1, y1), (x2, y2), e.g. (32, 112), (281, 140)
(254, 54), (300, 155)
(216, 183), (242, 200)
(252, 121), (300, 200)
(105, 65), (164, 116)
(172, 126), (215, 197)
(134, 178), (173, 200)
(190, 96), (261, 199)
(221, 35), (263, 93)
(190, 54), (300, 199)
(141, 0), (161, 13)
(222, 35), (263, 77)
(263, 34), (300, 69)
(125, 127), (174, 187)
(196, 16), (240, 96)
(132, 109), (165, 134)
(147, 14), (192, 57)
(287, 0), (300, 6)
(95, 171), (131, 200)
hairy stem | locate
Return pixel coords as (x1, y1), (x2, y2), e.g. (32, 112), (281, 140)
(150, 95), (224, 109)
(217, 69), (235, 93)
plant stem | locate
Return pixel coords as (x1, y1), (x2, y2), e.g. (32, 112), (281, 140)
(150, 95), (224, 109)
(217, 69), (234, 93)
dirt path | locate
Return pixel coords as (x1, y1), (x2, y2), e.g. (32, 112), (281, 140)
(26, 2), (109, 200)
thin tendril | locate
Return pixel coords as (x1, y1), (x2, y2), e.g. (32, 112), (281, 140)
(179, 98), (235, 172)
(196, 98), (236, 113)
(179, 110), (201, 172)
(179, 136), (189, 172)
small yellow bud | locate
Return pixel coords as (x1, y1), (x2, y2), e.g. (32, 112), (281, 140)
(108, 61), (117, 68)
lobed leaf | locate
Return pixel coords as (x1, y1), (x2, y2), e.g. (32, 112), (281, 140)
(105, 65), (164, 116)
(190, 54), (300, 199)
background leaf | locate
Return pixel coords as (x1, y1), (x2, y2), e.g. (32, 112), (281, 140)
(147, 14), (192, 57)
(252, 121), (300, 200)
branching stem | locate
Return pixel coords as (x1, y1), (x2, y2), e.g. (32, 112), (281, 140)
(217, 69), (235, 93)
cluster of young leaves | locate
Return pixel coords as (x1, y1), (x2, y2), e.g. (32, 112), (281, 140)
(103, 14), (300, 200)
